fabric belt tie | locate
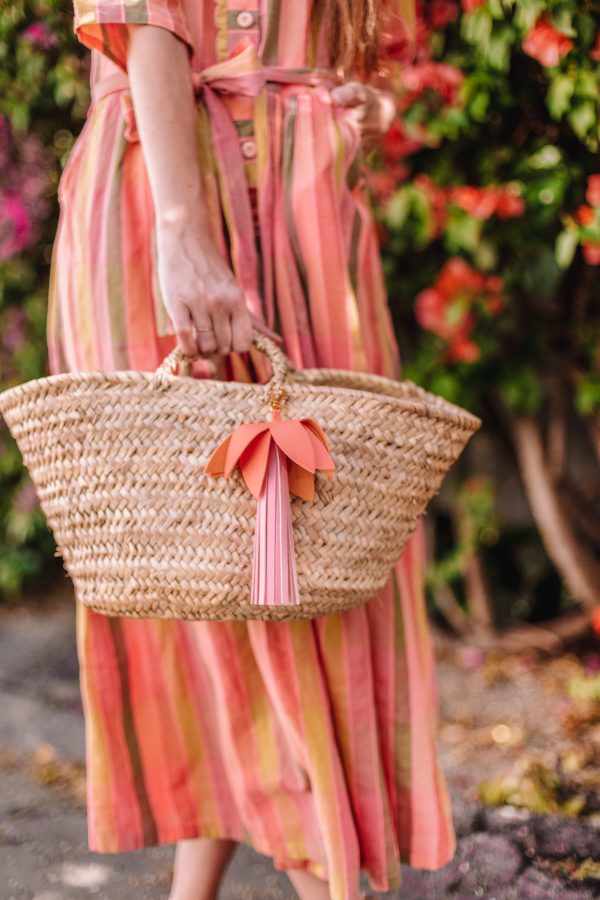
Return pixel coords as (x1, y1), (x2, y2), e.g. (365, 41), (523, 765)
(189, 44), (342, 322)
(92, 43), (342, 332)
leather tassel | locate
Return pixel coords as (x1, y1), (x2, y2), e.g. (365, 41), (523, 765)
(251, 439), (299, 606)
(204, 408), (335, 607)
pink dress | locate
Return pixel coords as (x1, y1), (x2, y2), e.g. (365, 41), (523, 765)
(47, 1), (456, 897)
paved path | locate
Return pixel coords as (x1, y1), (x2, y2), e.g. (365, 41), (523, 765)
(1, 600), (598, 899)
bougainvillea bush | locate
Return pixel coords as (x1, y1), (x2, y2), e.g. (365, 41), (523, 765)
(1, 0), (599, 639)
(367, 0), (600, 642)
(0, 0), (88, 594)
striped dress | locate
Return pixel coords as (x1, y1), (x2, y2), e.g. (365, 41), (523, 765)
(46, 2), (456, 897)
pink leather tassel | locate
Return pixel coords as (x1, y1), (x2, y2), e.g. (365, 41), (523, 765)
(251, 440), (300, 606)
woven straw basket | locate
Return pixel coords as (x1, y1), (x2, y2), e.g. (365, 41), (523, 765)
(0, 331), (480, 621)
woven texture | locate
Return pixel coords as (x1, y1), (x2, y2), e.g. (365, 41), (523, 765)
(0, 331), (480, 620)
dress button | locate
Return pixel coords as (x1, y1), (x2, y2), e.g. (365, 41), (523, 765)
(236, 10), (255, 29)
(241, 138), (257, 159)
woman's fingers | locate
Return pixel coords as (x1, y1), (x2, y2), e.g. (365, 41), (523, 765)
(170, 303), (200, 358)
(231, 305), (254, 354)
(189, 304), (218, 356)
(211, 305), (233, 355)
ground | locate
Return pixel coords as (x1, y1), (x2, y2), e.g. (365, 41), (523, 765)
(0, 589), (598, 899)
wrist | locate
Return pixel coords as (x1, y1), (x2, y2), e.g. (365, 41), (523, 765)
(155, 200), (212, 239)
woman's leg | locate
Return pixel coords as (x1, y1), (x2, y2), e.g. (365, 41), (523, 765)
(284, 868), (331, 899)
(168, 837), (238, 900)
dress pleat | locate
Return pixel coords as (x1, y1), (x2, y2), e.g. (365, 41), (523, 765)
(47, 1), (456, 896)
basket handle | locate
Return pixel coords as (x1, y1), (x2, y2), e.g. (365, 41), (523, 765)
(153, 328), (296, 409)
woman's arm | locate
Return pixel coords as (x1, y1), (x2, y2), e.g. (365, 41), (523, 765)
(125, 24), (272, 359)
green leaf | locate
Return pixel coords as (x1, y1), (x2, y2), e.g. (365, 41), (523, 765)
(500, 368), (543, 414)
(568, 101), (597, 140)
(546, 74), (575, 120)
(555, 229), (578, 269)
(526, 145), (563, 169)
(550, 8), (576, 38)
(461, 7), (493, 50)
(487, 25), (516, 72)
(384, 189), (411, 230)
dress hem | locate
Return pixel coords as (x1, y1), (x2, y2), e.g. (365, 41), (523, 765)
(88, 818), (457, 894)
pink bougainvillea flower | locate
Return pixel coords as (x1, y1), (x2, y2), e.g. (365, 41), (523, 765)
(586, 175), (600, 207)
(0, 194), (32, 261)
(1, 306), (28, 352)
(462, 0), (485, 11)
(522, 15), (574, 68)
(577, 205), (595, 226)
(23, 22), (58, 49)
(582, 241), (600, 266)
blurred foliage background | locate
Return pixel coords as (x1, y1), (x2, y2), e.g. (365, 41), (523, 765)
(0, 0), (599, 647)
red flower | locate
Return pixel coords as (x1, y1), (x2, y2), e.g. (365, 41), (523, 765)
(365, 164), (408, 203)
(449, 332), (480, 363)
(429, 0), (459, 29)
(591, 36), (600, 62)
(462, 0), (485, 10)
(495, 186), (526, 219)
(577, 205), (595, 226)
(451, 186), (497, 220)
(381, 119), (424, 162)
(400, 61), (463, 104)
(414, 258), (503, 363)
(582, 241), (600, 266)
(586, 175), (600, 207)
(436, 257), (485, 294)
(592, 606), (600, 637)
(449, 184), (525, 220)
(522, 15), (574, 68)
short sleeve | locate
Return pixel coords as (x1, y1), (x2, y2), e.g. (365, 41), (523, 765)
(73, 0), (195, 74)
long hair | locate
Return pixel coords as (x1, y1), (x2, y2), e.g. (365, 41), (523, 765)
(310, 0), (385, 77)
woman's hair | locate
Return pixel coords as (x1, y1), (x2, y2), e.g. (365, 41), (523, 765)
(310, 0), (387, 76)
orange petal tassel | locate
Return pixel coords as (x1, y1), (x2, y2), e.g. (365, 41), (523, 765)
(204, 409), (335, 606)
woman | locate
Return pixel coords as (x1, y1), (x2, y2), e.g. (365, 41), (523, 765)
(46, 1), (457, 898)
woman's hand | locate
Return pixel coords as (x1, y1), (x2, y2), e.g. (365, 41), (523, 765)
(126, 25), (281, 360)
(330, 81), (397, 152)
(156, 214), (282, 359)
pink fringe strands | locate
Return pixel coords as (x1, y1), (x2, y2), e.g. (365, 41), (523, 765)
(252, 440), (300, 606)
